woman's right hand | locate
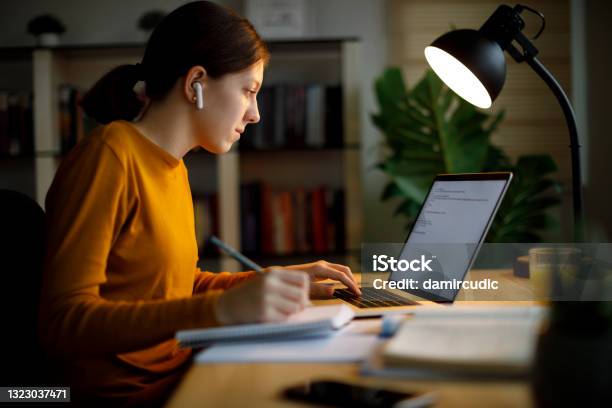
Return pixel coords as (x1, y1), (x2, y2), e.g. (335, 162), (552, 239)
(215, 269), (310, 325)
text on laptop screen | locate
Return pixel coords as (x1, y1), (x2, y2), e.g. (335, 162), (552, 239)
(408, 179), (507, 244)
(391, 177), (509, 301)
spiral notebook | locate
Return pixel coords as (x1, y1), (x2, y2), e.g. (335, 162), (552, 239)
(176, 304), (355, 348)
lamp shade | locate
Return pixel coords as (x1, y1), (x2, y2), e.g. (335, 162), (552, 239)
(424, 29), (506, 109)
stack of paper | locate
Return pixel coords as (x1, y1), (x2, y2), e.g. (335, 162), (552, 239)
(176, 304), (354, 348)
(195, 335), (380, 364)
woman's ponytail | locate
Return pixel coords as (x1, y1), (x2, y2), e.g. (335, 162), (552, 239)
(80, 1), (270, 125)
(79, 63), (145, 124)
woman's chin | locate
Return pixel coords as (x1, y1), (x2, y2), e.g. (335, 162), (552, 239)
(199, 142), (233, 155)
(221, 141), (235, 153)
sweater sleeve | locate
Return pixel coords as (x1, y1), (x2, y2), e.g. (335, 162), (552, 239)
(38, 139), (221, 360)
(193, 268), (257, 293)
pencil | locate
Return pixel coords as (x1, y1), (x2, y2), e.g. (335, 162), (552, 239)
(208, 235), (264, 274)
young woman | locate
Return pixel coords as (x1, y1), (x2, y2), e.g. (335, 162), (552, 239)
(38, 1), (360, 406)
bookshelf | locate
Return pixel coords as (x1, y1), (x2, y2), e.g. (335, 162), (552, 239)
(233, 39), (362, 272)
(0, 48), (35, 198)
(0, 39), (363, 272)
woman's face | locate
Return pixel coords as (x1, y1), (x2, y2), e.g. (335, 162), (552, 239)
(194, 60), (264, 154)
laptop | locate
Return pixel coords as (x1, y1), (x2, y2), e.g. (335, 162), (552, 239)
(332, 172), (513, 316)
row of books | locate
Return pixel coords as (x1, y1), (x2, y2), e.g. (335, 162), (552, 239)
(3, 83), (346, 156)
(193, 184), (347, 258)
(240, 183), (346, 256)
(239, 84), (343, 151)
(0, 91), (33, 156)
(0, 85), (97, 157)
(59, 84), (97, 154)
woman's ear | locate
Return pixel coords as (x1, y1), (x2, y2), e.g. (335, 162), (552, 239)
(183, 65), (207, 106)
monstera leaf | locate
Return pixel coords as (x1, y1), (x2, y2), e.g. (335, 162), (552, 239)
(487, 155), (561, 242)
(373, 67), (561, 242)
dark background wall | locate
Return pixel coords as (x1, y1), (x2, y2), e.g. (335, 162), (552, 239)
(585, 0), (612, 241)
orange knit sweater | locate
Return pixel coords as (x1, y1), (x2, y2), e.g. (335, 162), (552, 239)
(38, 120), (254, 398)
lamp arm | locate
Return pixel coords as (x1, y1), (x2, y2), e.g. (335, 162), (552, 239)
(525, 56), (584, 242)
(478, 5), (583, 240)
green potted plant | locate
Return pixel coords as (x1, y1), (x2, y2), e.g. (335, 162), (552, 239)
(372, 67), (561, 242)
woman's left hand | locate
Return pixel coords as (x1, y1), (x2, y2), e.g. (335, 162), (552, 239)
(263, 260), (361, 299)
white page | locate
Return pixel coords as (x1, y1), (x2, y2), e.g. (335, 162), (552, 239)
(177, 304), (354, 347)
(195, 334), (380, 364)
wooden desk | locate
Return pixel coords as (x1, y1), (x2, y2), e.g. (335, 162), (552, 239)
(165, 362), (532, 407)
(165, 270), (537, 407)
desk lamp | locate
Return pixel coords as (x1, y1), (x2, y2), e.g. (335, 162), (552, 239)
(424, 4), (583, 241)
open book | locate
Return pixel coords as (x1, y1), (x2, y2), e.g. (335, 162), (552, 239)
(176, 304), (354, 348)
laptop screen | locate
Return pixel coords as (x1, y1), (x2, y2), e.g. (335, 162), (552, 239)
(408, 178), (508, 245)
(391, 173), (512, 301)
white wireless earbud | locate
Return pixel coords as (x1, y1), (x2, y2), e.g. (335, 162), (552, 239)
(192, 82), (204, 110)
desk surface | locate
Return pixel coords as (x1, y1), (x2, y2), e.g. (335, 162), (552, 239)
(165, 270), (536, 408)
(166, 362), (532, 408)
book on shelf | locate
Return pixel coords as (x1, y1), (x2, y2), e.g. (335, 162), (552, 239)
(58, 84), (97, 155)
(238, 182), (346, 258)
(0, 90), (34, 157)
(240, 83), (343, 151)
(305, 84), (325, 148)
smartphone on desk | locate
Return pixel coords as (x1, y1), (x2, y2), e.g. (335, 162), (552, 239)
(283, 380), (436, 408)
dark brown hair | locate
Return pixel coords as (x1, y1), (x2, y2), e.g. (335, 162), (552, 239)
(80, 1), (270, 124)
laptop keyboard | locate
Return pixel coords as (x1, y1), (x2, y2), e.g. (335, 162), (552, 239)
(333, 287), (417, 308)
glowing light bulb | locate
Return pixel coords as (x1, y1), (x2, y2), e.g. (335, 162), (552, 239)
(425, 46), (492, 109)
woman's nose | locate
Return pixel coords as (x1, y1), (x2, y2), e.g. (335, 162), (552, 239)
(246, 101), (261, 124)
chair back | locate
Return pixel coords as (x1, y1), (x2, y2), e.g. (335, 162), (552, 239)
(0, 189), (47, 385)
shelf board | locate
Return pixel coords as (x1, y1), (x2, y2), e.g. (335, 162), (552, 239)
(36, 150), (62, 157)
(196, 251), (360, 273)
(242, 250), (359, 260)
(0, 154), (36, 160)
(0, 47), (34, 61)
(238, 144), (359, 154)
(186, 148), (217, 158)
(196, 250), (359, 261)
(0, 37), (360, 55)
(266, 36), (359, 44)
(2, 151), (76, 160)
(38, 43), (145, 51)
(6, 151), (66, 160)
(266, 37), (359, 53)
